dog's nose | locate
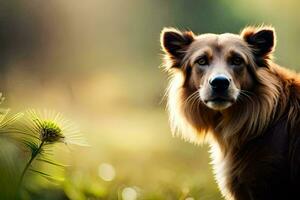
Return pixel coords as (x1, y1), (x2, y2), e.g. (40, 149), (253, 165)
(209, 75), (230, 91)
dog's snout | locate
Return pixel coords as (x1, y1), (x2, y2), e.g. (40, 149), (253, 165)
(209, 75), (230, 91)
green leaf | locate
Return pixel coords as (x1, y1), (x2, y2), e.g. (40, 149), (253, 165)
(20, 140), (39, 156)
(36, 158), (66, 168)
(29, 168), (63, 182)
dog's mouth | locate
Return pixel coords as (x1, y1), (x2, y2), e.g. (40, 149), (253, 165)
(204, 97), (235, 104)
(203, 96), (236, 110)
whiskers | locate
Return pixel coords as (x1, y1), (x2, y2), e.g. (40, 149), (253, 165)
(237, 90), (255, 105)
(183, 90), (201, 114)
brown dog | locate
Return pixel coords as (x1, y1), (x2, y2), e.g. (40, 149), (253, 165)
(160, 26), (300, 200)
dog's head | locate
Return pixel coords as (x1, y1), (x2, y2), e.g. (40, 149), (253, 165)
(161, 26), (276, 111)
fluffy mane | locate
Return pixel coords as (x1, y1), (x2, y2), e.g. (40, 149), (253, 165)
(164, 42), (299, 152)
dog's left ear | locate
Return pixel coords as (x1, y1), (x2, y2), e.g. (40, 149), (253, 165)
(241, 26), (276, 58)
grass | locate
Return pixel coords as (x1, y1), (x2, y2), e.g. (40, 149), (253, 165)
(49, 107), (223, 200)
(0, 99), (222, 199)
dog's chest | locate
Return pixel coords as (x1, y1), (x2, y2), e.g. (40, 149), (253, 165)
(208, 129), (291, 200)
(209, 142), (235, 200)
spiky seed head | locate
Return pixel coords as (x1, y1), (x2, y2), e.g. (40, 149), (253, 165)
(21, 109), (88, 146)
(39, 120), (64, 143)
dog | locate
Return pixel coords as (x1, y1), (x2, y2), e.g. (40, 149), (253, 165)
(160, 26), (300, 200)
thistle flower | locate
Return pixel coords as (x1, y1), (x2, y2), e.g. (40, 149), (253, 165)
(0, 93), (24, 134)
(22, 109), (88, 146)
(0, 109), (23, 133)
(17, 109), (88, 193)
(39, 120), (64, 143)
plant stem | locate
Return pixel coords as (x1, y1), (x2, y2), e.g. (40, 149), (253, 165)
(17, 141), (45, 194)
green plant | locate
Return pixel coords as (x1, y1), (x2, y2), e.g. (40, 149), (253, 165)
(0, 97), (87, 200)
(17, 110), (87, 197)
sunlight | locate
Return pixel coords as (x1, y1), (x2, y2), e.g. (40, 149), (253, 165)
(98, 163), (116, 182)
(122, 187), (138, 200)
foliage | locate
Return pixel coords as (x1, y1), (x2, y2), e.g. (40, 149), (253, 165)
(0, 99), (86, 200)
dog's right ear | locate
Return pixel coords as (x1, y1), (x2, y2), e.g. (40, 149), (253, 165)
(160, 28), (194, 68)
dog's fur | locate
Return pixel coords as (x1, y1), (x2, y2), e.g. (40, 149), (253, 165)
(160, 26), (300, 200)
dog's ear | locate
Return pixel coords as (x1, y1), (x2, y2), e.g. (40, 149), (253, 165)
(241, 26), (276, 58)
(160, 28), (194, 67)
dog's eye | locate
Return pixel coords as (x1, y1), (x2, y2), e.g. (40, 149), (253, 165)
(231, 57), (244, 66)
(196, 57), (208, 66)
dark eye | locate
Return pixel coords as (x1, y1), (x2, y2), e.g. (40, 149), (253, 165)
(197, 56), (208, 66)
(231, 56), (244, 65)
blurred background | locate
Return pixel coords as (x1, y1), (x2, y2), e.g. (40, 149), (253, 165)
(0, 0), (300, 199)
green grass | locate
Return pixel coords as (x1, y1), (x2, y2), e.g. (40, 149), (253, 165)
(32, 108), (222, 200)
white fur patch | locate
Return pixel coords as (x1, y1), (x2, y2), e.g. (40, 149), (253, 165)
(167, 73), (235, 199)
(167, 73), (205, 143)
(209, 141), (235, 200)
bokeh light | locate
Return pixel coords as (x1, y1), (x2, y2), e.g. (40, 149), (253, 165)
(98, 163), (116, 182)
(185, 197), (195, 200)
(122, 187), (138, 200)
